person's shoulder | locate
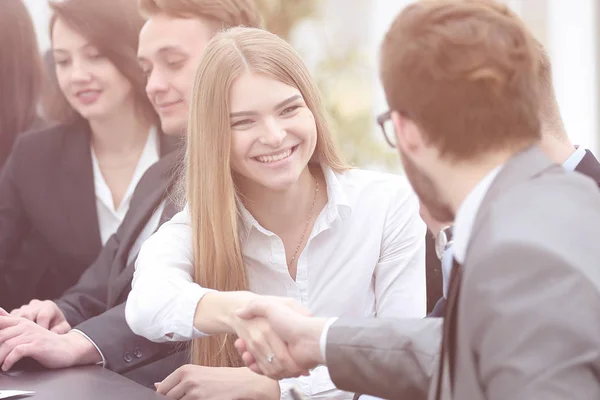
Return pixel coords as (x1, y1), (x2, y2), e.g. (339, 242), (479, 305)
(334, 167), (418, 219)
(6, 122), (74, 173)
(13, 120), (85, 155)
(337, 167), (409, 188)
(337, 167), (414, 199)
(474, 169), (600, 275)
(129, 150), (184, 207)
(142, 148), (183, 184)
(498, 165), (600, 221)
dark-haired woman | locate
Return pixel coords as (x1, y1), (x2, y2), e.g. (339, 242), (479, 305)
(0, 0), (175, 310)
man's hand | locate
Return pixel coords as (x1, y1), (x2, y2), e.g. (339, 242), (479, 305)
(0, 315), (101, 371)
(234, 297), (328, 379)
(419, 201), (452, 237)
(10, 300), (71, 334)
(230, 312), (310, 380)
(155, 365), (280, 400)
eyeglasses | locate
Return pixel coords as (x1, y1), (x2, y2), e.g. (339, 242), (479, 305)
(376, 110), (396, 148)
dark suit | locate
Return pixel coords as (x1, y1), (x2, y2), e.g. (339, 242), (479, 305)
(0, 117), (47, 173)
(55, 151), (187, 387)
(0, 121), (175, 311)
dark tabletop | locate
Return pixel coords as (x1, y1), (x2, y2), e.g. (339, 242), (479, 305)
(0, 366), (167, 399)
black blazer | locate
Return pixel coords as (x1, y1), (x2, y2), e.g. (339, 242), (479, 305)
(55, 151), (187, 387)
(0, 117), (47, 173)
(0, 120), (176, 311)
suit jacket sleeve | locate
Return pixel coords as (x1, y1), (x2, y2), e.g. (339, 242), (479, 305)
(326, 317), (442, 400)
(0, 142), (32, 293)
(55, 232), (120, 327)
(74, 302), (178, 374)
(467, 242), (600, 400)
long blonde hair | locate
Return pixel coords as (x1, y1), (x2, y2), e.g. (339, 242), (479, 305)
(186, 27), (349, 367)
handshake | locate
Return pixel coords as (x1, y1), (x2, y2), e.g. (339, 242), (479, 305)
(231, 296), (330, 381)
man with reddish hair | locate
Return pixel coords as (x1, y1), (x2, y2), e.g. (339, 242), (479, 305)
(231, 1), (600, 399)
(426, 41), (600, 317)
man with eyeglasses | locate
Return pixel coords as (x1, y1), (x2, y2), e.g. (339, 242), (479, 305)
(419, 41), (600, 317)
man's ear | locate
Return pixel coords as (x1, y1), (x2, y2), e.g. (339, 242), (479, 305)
(391, 111), (424, 154)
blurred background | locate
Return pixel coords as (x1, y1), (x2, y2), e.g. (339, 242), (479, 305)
(24, 0), (599, 171)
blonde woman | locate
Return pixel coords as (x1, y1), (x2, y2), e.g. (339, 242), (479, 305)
(126, 27), (425, 400)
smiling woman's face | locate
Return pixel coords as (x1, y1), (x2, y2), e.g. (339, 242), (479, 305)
(228, 72), (318, 192)
(52, 19), (133, 122)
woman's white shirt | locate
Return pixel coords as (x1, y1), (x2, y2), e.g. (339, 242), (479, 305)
(126, 166), (426, 399)
(92, 126), (159, 245)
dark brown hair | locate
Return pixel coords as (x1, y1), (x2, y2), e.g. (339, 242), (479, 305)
(44, 0), (157, 125)
(138, 0), (262, 29)
(380, 0), (541, 160)
(0, 0), (45, 167)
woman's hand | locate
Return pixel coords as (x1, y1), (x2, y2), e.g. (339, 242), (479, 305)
(230, 297), (312, 380)
(193, 291), (312, 379)
(156, 365), (280, 400)
(234, 297), (326, 379)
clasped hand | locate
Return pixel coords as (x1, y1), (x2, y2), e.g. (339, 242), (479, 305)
(232, 297), (328, 380)
(230, 297), (312, 380)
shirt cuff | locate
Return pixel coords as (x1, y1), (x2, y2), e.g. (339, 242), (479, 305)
(166, 286), (214, 341)
(319, 317), (338, 364)
(278, 380), (295, 400)
(70, 329), (106, 367)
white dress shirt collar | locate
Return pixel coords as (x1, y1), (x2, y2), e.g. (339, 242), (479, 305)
(563, 146), (586, 172)
(92, 126), (160, 244)
(238, 165), (353, 241)
(452, 165), (503, 264)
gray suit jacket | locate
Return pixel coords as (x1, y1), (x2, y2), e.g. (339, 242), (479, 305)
(55, 151), (188, 388)
(326, 146), (600, 399)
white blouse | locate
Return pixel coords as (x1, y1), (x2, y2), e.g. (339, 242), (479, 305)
(91, 126), (159, 245)
(126, 166), (426, 399)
